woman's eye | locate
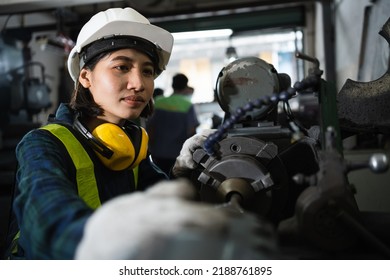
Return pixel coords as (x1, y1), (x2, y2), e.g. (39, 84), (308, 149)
(143, 68), (155, 77)
(115, 65), (129, 71)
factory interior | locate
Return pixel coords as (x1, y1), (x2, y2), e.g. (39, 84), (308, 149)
(0, 0), (390, 259)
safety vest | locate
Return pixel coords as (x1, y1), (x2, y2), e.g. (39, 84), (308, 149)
(9, 123), (139, 257)
(41, 123), (139, 208)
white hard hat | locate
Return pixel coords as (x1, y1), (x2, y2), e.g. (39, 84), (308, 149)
(67, 7), (174, 82)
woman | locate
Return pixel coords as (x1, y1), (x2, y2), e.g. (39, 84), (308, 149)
(6, 7), (175, 259)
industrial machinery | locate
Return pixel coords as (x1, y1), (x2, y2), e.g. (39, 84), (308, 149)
(0, 34), (52, 257)
(187, 18), (390, 259)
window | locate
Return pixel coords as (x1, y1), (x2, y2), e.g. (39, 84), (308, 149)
(156, 28), (304, 104)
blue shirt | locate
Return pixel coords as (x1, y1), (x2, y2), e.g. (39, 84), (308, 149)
(7, 103), (167, 259)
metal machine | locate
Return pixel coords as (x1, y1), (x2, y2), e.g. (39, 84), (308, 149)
(187, 19), (390, 258)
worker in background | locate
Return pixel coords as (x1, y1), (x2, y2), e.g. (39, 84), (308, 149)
(146, 73), (200, 176)
(4, 7), (229, 260)
(153, 87), (164, 99)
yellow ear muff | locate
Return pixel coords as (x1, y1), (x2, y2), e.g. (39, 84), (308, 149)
(92, 123), (136, 171)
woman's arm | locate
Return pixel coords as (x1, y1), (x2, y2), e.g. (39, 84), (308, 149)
(14, 129), (93, 259)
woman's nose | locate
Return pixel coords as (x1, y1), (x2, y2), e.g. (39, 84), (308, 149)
(127, 70), (145, 91)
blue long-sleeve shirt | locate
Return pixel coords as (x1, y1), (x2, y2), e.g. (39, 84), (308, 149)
(7, 103), (167, 259)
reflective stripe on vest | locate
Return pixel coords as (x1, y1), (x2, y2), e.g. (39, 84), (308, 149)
(41, 124), (101, 209)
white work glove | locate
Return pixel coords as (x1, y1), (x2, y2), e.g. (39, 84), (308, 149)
(75, 178), (233, 259)
(172, 129), (215, 178)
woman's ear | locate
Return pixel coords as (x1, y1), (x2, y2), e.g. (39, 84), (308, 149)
(78, 68), (91, 88)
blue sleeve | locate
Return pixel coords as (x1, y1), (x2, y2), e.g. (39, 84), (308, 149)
(13, 129), (93, 259)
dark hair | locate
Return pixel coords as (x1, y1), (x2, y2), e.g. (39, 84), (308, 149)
(172, 73), (188, 91)
(153, 87), (164, 98)
(69, 51), (154, 118)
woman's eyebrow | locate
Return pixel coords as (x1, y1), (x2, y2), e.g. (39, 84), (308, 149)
(111, 55), (154, 67)
(111, 55), (133, 62)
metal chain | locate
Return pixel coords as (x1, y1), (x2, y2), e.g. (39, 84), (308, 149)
(203, 75), (320, 156)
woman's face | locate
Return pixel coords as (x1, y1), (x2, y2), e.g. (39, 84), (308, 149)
(79, 48), (155, 125)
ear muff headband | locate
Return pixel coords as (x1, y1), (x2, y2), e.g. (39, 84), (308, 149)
(124, 124), (149, 168)
(74, 118), (148, 171)
(73, 117), (114, 159)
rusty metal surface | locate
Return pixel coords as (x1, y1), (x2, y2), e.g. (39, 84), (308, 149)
(338, 17), (390, 134)
(216, 57), (281, 120)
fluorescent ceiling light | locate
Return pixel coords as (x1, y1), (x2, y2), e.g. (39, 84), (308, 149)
(172, 29), (233, 41)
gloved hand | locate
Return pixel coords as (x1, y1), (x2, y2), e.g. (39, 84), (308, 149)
(172, 129), (215, 178)
(75, 178), (231, 259)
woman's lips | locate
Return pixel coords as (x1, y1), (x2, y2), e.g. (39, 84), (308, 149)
(122, 95), (145, 105)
